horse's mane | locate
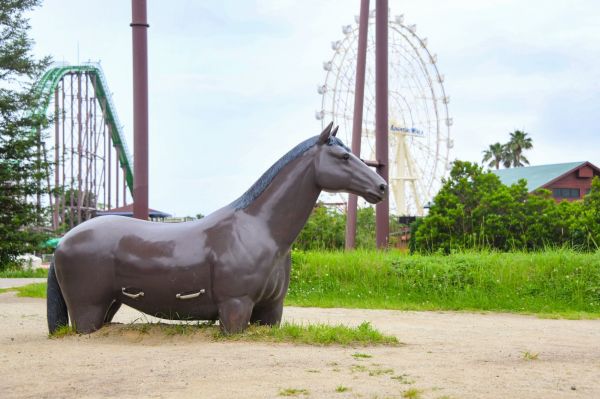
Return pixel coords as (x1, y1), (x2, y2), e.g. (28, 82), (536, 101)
(231, 134), (349, 210)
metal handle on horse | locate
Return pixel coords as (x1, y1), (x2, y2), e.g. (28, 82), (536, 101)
(121, 287), (144, 299)
(176, 289), (205, 300)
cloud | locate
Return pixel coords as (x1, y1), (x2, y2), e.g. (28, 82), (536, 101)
(28, 0), (600, 215)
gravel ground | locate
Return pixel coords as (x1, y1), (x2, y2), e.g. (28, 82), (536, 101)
(1, 292), (599, 399)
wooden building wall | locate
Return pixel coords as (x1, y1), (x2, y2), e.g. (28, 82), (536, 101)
(543, 165), (600, 201)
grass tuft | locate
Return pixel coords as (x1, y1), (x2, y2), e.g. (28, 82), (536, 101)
(335, 385), (350, 392)
(49, 324), (76, 338)
(279, 388), (309, 397)
(352, 352), (373, 359)
(522, 351), (539, 360)
(368, 367), (394, 376)
(402, 388), (423, 399)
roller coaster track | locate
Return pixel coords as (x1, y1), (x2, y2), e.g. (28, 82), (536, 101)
(32, 63), (134, 230)
(33, 63), (133, 192)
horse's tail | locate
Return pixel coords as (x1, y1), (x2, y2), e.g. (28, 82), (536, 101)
(47, 260), (69, 334)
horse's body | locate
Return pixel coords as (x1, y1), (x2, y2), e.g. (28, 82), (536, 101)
(48, 124), (387, 334)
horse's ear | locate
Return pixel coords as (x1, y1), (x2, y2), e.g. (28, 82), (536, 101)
(318, 121), (334, 144)
(331, 125), (339, 137)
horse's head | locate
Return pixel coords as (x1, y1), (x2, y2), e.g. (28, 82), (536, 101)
(314, 123), (387, 204)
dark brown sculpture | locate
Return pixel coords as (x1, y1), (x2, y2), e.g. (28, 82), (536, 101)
(47, 123), (387, 334)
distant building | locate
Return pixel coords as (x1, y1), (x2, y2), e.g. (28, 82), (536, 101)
(492, 161), (600, 202)
(96, 204), (171, 221)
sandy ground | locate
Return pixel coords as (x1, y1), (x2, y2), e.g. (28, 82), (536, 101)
(1, 292), (599, 399)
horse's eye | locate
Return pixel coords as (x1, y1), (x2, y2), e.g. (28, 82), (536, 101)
(342, 153), (350, 160)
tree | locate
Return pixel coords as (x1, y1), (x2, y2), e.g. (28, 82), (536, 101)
(482, 142), (504, 170)
(0, 0), (51, 269)
(505, 130), (533, 167)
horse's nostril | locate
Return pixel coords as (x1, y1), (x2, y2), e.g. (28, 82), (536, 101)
(379, 183), (387, 192)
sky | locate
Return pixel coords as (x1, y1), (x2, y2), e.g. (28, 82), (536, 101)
(28, 0), (600, 217)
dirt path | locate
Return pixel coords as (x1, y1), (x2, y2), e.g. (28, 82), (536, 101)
(1, 292), (599, 399)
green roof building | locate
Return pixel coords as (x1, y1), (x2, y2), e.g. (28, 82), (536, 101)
(492, 161), (600, 201)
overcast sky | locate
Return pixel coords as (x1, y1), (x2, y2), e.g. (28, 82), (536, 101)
(28, 0), (600, 216)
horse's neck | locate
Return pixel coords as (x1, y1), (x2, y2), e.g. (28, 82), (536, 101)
(245, 150), (321, 248)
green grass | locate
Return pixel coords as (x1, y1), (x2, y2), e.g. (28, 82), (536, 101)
(49, 324), (77, 338)
(522, 351), (539, 360)
(0, 267), (48, 278)
(218, 321), (398, 346)
(402, 388), (423, 399)
(106, 320), (398, 346)
(278, 388), (309, 397)
(335, 385), (349, 392)
(0, 283), (46, 298)
(286, 249), (600, 318)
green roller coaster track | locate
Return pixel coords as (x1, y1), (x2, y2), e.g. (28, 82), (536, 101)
(32, 63), (134, 194)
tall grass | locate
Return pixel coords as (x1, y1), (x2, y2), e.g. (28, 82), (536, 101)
(287, 249), (600, 317)
(0, 282), (47, 298)
(0, 267), (48, 278)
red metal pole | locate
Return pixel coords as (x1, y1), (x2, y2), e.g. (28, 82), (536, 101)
(60, 80), (66, 226)
(375, 0), (389, 248)
(131, 0), (149, 220)
(76, 72), (83, 225)
(345, 0), (370, 250)
(69, 74), (74, 229)
(107, 124), (112, 209)
(116, 149), (120, 207)
(53, 86), (59, 230)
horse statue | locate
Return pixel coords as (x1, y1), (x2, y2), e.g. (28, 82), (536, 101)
(47, 123), (387, 334)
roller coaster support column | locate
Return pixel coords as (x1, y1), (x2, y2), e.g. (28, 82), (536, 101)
(375, 0), (389, 248)
(345, 0), (370, 250)
(131, 0), (149, 220)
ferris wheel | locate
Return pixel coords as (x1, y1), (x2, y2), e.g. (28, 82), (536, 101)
(316, 11), (453, 216)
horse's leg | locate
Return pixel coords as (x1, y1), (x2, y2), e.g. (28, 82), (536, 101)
(104, 301), (122, 323)
(217, 296), (254, 334)
(70, 302), (112, 333)
(250, 298), (284, 326)
(251, 253), (290, 326)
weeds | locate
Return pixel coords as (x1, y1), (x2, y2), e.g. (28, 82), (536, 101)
(104, 321), (397, 346)
(402, 388), (423, 399)
(335, 385), (349, 392)
(279, 388), (309, 397)
(218, 321), (398, 346)
(352, 352), (373, 359)
(368, 367), (394, 376)
(49, 324), (76, 338)
(522, 351), (539, 360)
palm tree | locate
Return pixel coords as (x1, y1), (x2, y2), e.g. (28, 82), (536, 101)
(505, 130), (533, 167)
(482, 143), (504, 170)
